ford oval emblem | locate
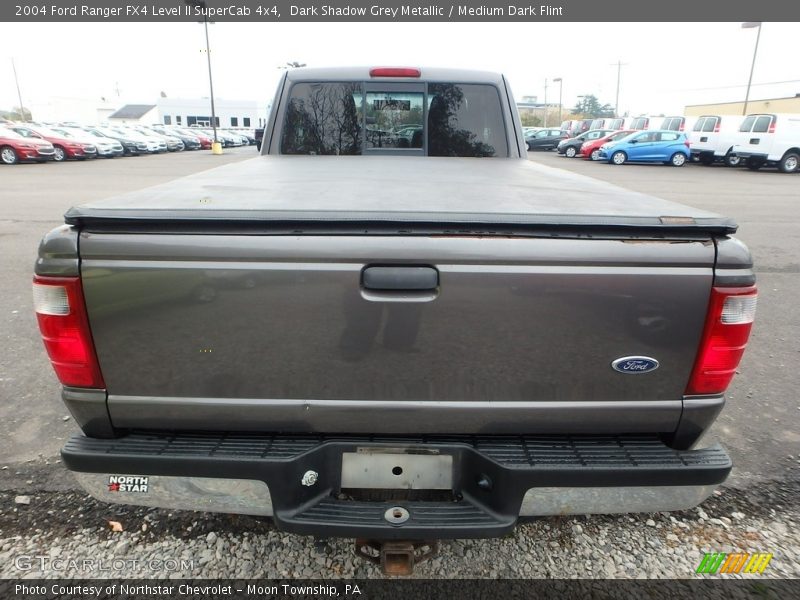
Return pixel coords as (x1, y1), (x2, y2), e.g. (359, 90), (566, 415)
(611, 356), (660, 374)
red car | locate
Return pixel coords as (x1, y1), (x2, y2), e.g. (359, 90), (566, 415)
(7, 124), (97, 162)
(0, 127), (56, 164)
(581, 129), (635, 161)
(175, 127), (212, 149)
(191, 131), (213, 150)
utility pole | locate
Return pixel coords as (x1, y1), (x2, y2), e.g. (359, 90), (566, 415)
(11, 58), (26, 121)
(611, 60), (627, 118)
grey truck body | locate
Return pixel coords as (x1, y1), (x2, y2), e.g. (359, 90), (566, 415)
(41, 68), (753, 539)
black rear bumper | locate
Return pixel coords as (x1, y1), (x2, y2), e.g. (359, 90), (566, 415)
(62, 432), (731, 539)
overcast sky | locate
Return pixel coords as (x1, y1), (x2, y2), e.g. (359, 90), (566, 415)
(2, 21), (798, 116)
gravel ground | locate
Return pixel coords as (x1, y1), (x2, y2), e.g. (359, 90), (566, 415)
(1, 462), (797, 579)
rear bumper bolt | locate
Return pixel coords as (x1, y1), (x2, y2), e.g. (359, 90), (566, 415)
(301, 470), (318, 486)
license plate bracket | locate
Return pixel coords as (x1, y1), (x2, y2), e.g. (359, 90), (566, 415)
(341, 449), (453, 490)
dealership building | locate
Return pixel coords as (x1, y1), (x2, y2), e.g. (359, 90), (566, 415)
(108, 98), (267, 129)
(684, 94), (800, 116)
(28, 96), (268, 129)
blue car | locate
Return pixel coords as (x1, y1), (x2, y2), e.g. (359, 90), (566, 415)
(596, 130), (691, 166)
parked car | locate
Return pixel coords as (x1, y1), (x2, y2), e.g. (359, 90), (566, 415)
(731, 113), (800, 173)
(656, 116), (696, 132)
(192, 127), (239, 147)
(221, 129), (249, 146)
(557, 129), (615, 157)
(109, 126), (167, 153)
(152, 126), (202, 150)
(82, 126), (149, 156)
(525, 128), (567, 151)
(688, 115), (744, 167)
(597, 130), (691, 166)
(565, 119), (593, 137)
(7, 124), (96, 161)
(582, 130), (635, 161)
(628, 116), (652, 131)
(233, 128), (258, 145)
(589, 118), (625, 131)
(50, 126), (123, 158)
(176, 128), (212, 149)
(131, 126), (184, 152)
(0, 127), (56, 164)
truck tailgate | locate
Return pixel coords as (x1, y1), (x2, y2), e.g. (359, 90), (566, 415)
(79, 233), (714, 434)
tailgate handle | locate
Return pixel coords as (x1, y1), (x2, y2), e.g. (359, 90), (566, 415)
(362, 266), (439, 291)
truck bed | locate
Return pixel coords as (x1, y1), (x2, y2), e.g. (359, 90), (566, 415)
(64, 156), (736, 234)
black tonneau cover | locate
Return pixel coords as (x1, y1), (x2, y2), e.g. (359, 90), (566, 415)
(64, 156), (737, 234)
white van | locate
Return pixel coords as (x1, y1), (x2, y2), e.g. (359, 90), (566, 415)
(688, 115), (746, 166)
(589, 117), (625, 130)
(656, 116), (697, 132)
(732, 113), (800, 173)
(628, 116), (652, 131)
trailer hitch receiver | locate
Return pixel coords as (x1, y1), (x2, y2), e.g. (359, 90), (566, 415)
(354, 539), (438, 575)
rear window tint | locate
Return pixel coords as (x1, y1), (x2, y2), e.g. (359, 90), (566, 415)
(281, 82), (364, 155)
(280, 81), (507, 157)
(662, 118), (684, 131)
(427, 83), (508, 157)
(702, 117), (717, 132)
(752, 115), (772, 133)
(739, 116), (756, 132)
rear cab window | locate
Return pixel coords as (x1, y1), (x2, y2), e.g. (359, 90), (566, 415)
(280, 81), (508, 157)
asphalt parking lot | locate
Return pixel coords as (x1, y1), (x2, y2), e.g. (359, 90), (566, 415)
(0, 147), (798, 578)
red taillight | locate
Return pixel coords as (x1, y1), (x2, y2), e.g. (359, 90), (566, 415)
(768, 119), (776, 133)
(32, 276), (105, 388)
(713, 120), (720, 133)
(685, 286), (757, 396)
(369, 67), (421, 78)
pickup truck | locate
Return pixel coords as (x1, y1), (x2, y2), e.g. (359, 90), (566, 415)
(34, 67), (757, 573)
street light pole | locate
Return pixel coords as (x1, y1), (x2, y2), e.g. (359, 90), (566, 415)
(10, 57), (26, 121)
(185, 0), (222, 154)
(543, 78), (548, 127)
(742, 22), (762, 116)
(553, 78), (563, 125)
(611, 60), (627, 118)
